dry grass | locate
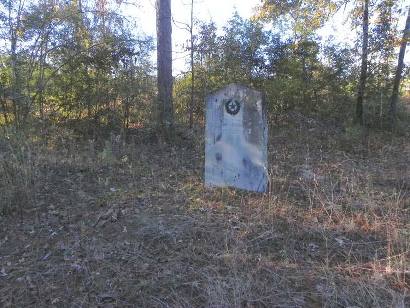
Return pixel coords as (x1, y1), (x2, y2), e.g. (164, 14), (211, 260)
(0, 130), (41, 216)
(0, 117), (409, 307)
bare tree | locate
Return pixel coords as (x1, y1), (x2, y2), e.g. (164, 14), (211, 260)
(356, 0), (369, 125)
(389, 7), (410, 126)
(156, 0), (174, 138)
(171, 0), (195, 128)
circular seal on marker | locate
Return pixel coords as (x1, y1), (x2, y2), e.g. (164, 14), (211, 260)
(225, 99), (240, 115)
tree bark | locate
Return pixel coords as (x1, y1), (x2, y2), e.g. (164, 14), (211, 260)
(389, 7), (410, 126)
(356, 0), (369, 126)
(10, 33), (19, 126)
(156, 0), (174, 138)
(9, 0), (24, 128)
(38, 32), (48, 123)
(189, 0), (194, 128)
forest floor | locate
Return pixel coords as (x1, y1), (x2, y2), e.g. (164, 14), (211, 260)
(0, 114), (409, 307)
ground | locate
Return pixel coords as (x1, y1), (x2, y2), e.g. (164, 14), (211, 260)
(0, 115), (409, 307)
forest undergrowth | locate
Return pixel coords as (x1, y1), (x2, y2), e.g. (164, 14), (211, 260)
(0, 114), (409, 307)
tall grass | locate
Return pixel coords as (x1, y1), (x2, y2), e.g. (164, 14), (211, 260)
(0, 129), (39, 215)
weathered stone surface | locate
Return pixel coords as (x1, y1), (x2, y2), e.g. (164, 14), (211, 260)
(205, 84), (268, 192)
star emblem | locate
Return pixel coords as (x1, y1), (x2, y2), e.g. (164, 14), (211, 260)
(225, 99), (240, 115)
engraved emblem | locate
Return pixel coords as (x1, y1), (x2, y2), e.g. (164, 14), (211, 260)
(225, 99), (240, 115)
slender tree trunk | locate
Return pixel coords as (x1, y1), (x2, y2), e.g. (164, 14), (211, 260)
(0, 97), (9, 125)
(301, 48), (308, 107)
(10, 22), (22, 127)
(389, 7), (410, 126)
(156, 0), (174, 138)
(122, 96), (130, 142)
(38, 34), (48, 123)
(356, 0), (369, 125)
(189, 0), (194, 128)
(10, 34), (19, 127)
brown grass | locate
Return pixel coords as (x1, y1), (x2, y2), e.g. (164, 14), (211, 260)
(0, 117), (409, 307)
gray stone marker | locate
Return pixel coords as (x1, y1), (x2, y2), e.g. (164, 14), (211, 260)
(205, 84), (268, 192)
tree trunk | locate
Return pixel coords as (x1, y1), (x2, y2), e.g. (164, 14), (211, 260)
(122, 96), (130, 142)
(156, 0), (174, 138)
(389, 7), (410, 126)
(10, 13), (22, 127)
(356, 0), (369, 126)
(0, 96), (9, 125)
(189, 0), (194, 128)
(301, 46), (308, 107)
(10, 34), (20, 127)
(38, 33), (48, 123)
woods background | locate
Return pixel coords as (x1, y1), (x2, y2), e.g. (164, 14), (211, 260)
(0, 0), (409, 136)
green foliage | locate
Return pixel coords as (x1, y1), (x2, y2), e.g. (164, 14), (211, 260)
(174, 12), (363, 122)
(0, 0), (408, 132)
(0, 0), (155, 134)
(254, 0), (341, 37)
